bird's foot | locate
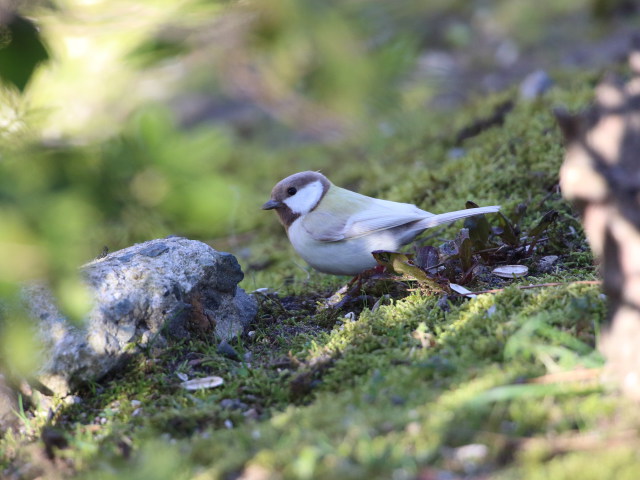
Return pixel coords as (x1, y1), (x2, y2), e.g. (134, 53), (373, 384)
(322, 266), (387, 311)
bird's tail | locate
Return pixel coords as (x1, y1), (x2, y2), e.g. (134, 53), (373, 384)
(413, 206), (501, 230)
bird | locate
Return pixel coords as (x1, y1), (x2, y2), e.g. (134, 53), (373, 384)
(262, 171), (500, 275)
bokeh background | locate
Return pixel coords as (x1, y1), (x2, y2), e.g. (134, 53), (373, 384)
(0, 0), (636, 375)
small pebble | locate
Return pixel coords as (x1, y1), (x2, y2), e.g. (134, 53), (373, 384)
(495, 39), (519, 66)
(447, 147), (466, 159)
(437, 295), (451, 312)
(520, 70), (553, 100)
(220, 398), (248, 410)
(63, 395), (82, 406)
(243, 408), (259, 420)
(538, 255), (559, 273)
(405, 422), (421, 436)
(217, 341), (240, 361)
(450, 443), (489, 473)
(130, 400), (142, 408)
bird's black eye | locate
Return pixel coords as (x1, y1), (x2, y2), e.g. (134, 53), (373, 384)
(287, 187), (297, 196)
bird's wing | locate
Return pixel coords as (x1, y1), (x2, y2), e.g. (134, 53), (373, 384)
(342, 198), (429, 238)
(301, 187), (429, 242)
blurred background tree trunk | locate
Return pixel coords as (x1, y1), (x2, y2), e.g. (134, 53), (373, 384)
(557, 44), (640, 399)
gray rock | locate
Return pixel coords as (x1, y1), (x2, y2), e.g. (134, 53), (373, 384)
(26, 237), (257, 395)
(537, 254), (559, 273)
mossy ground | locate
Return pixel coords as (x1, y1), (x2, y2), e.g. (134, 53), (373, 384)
(3, 69), (640, 479)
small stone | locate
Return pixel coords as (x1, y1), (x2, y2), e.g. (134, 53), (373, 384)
(447, 148), (466, 159)
(439, 240), (458, 257)
(538, 255), (559, 273)
(495, 39), (519, 66)
(453, 443), (488, 464)
(405, 422), (421, 436)
(243, 408), (259, 420)
(446, 443), (489, 474)
(520, 70), (553, 100)
(130, 400), (141, 408)
(437, 295), (451, 312)
(132, 408), (142, 416)
(217, 341), (240, 361)
(224, 419), (233, 429)
(220, 398), (248, 410)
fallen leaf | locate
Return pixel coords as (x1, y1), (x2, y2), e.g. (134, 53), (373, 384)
(450, 283), (477, 298)
(492, 265), (528, 278)
(372, 250), (448, 292)
(180, 376), (224, 391)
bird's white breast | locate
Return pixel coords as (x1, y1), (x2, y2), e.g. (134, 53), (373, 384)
(287, 217), (401, 275)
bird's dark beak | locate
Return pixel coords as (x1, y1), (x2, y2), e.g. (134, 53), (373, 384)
(261, 199), (282, 210)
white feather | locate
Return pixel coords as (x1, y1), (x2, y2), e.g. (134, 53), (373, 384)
(283, 180), (324, 214)
(344, 197), (428, 238)
(408, 206), (501, 231)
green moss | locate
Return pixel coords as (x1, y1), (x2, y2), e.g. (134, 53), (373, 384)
(6, 59), (639, 480)
(506, 447), (640, 480)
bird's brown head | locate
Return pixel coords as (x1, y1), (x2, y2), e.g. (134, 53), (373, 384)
(262, 171), (331, 228)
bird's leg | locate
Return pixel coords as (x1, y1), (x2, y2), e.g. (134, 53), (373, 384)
(345, 265), (385, 297)
(324, 266), (386, 310)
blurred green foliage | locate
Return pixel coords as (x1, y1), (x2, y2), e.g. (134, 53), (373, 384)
(0, 0), (424, 278)
(0, 0), (434, 381)
(1, 0), (636, 478)
(0, 0), (620, 375)
(0, 12), (49, 92)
